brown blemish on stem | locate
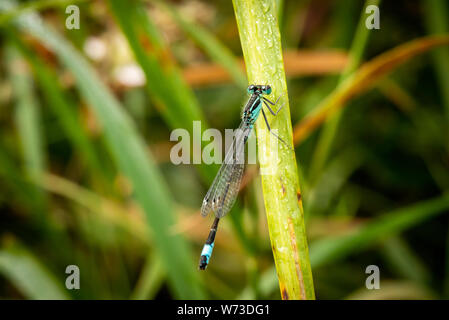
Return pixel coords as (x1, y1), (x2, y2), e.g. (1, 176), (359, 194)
(297, 191), (302, 202)
(287, 217), (306, 300)
(280, 178), (286, 197)
(279, 280), (289, 300)
(281, 288), (289, 300)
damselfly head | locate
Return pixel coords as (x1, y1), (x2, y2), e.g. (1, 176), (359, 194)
(261, 85), (272, 95)
(247, 84), (272, 95)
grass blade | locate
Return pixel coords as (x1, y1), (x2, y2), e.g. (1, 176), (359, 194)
(424, 0), (449, 120)
(0, 145), (44, 211)
(0, 243), (69, 299)
(293, 35), (449, 145)
(423, 0), (449, 298)
(7, 44), (46, 181)
(0, 0), (86, 26)
(381, 236), (431, 284)
(108, 0), (215, 182)
(9, 34), (104, 178)
(6, 43), (48, 221)
(309, 0), (380, 183)
(108, 0), (204, 129)
(130, 253), (165, 299)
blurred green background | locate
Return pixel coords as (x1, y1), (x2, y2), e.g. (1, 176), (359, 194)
(0, 0), (449, 299)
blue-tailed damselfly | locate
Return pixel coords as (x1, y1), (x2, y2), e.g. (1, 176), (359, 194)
(199, 84), (291, 270)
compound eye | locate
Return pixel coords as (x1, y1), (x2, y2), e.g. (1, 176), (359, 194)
(247, 84), (256, 94)
(263, 85), (272, 95)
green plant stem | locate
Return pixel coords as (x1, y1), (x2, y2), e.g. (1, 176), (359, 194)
(233, 0), (314, 300)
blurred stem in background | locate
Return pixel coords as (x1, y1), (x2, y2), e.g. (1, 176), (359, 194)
(130, 253), (165, 299)
(292, 35), (449, 145)
(381, 236), (431, 285)
(425, 0), (449, 124)
(109, 0), (215, 183)
(151, 0), (247, 90)
(0, 243), (69, 300)
(0, 0), (86, 25)
(6, 44), (48, 226)
(8, 33), (110, 188)
(423, 0), (449, 298)
(233, 0), (315, 300)
(309, 0), (380, 184)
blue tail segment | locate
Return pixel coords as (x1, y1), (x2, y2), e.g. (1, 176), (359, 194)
(199, 243), (214, 270)
(199, 218), (220, 270)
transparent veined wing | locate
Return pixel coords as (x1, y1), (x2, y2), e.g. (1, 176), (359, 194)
(201, 121), (251, 218)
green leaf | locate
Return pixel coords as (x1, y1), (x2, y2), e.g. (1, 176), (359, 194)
(0, 245), (69, 299)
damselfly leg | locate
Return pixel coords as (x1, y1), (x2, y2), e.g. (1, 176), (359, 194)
(261, 108), (291, 150)
(261, 95), (293, 150)
(262, 95), (283, 116)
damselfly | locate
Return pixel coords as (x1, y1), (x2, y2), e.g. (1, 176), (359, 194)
(199, 84), (291, 270)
